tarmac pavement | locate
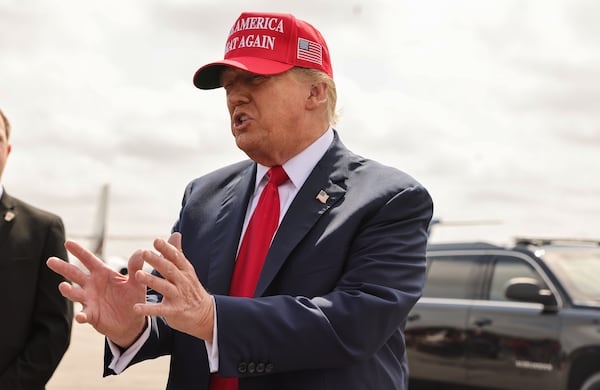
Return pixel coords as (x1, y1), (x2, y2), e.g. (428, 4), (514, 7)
(47, 309), (169, 390)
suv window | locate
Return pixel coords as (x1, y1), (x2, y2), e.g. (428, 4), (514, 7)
(489, 255), (547, 301)
(543, 250), (600, 305)
(423, 256), (481, 299)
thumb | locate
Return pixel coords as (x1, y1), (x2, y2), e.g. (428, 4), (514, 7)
(127, 249), (146, 277)
(168, 232), (183, 252)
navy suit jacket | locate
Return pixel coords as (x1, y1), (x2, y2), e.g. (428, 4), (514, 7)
(0, 191), (73, 389)
(109, 132), (433, 389)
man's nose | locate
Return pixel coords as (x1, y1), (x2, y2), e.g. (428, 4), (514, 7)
(227, 84), (251, 107)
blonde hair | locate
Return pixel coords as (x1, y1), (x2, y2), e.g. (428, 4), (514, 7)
(292, 67), (339, 125)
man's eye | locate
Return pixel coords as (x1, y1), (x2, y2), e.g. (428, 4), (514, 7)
(222, 80), (233, 90)
(249, 75), (267, 84)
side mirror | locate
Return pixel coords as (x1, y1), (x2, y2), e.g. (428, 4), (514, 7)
(505, 277), (558, 310)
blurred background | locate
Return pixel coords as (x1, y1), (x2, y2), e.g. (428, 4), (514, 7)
(2, 0), (599, 258)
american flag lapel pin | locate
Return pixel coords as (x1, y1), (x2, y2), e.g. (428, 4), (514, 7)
(316, 190), (329, 204)
(4, 211), (15, 222)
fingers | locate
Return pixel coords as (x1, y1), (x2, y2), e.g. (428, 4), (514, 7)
(168, 232), (182, 251)
(58, 281), (87, 303)
(74, 312), (90, 324)
(153, 237), (186, 269)
(127, 250), (146, 280)
(47, 257), (89, 286)
(133, 301), (167, 318)
(132, 270), (176, 319)
(56, 282), (92, 324)
(143, 237), (190, 280)
(64, 240), (107, 273)
(135, 269), (176, 297)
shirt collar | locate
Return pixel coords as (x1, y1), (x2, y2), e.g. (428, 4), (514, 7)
(255, 127), (334, 190)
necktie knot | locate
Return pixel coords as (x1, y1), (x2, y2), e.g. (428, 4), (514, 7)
(267, 166), (288, 187)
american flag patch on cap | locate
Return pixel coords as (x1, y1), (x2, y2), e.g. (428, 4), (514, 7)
(297, 38), (323, 65)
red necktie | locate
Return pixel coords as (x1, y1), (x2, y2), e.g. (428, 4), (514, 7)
(209, 166), (288, 390)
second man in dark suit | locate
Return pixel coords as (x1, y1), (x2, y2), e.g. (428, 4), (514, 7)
(0, 107), (73, 389)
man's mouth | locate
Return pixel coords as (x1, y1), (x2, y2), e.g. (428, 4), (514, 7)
(234, 113), (250, 128)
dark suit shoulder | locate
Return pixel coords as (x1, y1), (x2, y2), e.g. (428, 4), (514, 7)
(327, 139), (427, 194)
(185, 159), (254, 193)
(357, 157), (425, 189)
(2, 192), (64, 225)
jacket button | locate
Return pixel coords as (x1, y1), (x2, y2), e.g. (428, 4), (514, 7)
(265, 363), (274, 373)
(247, 362), (256, 374)
(238, 362), (247, 374)
(256, 363), (265, 373)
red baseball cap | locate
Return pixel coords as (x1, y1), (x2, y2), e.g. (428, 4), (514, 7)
(193, 12), (333, 90)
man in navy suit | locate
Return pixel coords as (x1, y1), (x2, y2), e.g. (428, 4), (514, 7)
(48, 11), (433, 389)
(0, 108), (73, 389)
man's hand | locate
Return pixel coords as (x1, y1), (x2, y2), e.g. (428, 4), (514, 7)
(133, 232), (215, 341)
(47, 241), (147, 348)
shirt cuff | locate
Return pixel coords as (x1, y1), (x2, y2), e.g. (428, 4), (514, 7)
(204, 295), (219, 373)
(107, 316), (152, 374)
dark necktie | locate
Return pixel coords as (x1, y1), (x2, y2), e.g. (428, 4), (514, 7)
(209, 166), (288, 390)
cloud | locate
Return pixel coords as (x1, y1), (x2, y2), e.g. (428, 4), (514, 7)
(1, 0), (599, 251)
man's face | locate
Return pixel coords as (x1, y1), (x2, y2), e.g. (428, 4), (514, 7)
(0, 120), (11, 180)
(221, 68), (319, 166)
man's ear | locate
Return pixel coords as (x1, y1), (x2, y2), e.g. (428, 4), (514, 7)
(306, 82), (328, 111)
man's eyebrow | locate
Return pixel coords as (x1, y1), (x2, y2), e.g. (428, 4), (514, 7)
(221, 67), (239, 77)
(219, 72), (236, 86)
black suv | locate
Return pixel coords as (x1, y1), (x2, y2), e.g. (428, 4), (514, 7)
(406, 238), (600, 390)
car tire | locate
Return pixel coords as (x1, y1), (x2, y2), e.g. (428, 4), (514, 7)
(581, 372), (600, 390)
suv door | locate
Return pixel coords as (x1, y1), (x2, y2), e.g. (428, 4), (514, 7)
(407, 253), (486, 385)
(465, 253), (563, 389)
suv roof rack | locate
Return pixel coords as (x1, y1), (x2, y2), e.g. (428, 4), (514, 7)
(514, 237), (600, 247)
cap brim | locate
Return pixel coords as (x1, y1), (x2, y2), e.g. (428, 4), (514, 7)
(193, 57), (294, 90)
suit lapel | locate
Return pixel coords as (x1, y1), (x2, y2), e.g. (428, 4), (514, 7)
(205, 164), (256, 294)
(254, 135), (349, 297)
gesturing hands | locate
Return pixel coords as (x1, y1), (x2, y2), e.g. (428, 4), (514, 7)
(47, 232), (214, 349)
(133, 232), (215, 341)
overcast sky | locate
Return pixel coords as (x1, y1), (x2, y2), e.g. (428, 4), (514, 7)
(1, 0), (599, 257)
